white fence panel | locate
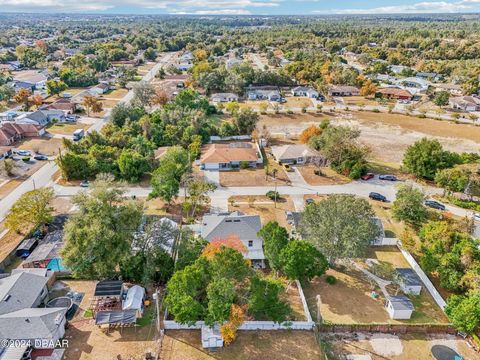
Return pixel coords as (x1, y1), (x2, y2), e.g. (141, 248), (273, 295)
(296, 280), (313, 322)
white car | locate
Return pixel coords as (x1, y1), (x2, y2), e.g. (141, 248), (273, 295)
(474, 213), (480, 222)
(16, 150), (31, 156)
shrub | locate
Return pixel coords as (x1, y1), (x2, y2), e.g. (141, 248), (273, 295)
(239, 161), (249, 169)
(326, 275), (336, 285)
(22, 156), (30, 162)
(372, 108), (380, 113)
(301, 107), (307, 113)
(266, 190), (280, 201)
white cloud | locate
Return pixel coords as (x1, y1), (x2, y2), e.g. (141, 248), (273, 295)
(320, 0), (480, 14)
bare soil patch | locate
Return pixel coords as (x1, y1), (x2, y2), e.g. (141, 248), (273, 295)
(18, 138), (63, 156)
(219, 167), (289, 187)
(284, 97), (313, 109)
(297, 165), (351, 186)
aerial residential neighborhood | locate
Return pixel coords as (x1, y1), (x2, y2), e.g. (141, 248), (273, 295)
(0, 8), (479, 360)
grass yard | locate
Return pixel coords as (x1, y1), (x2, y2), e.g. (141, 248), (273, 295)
(342, 96), (384, 107)
(17, 138), (63, 156)
(283, 97), (314, 109)
(47, 122), (89, 135)
(296, 165), (351, 186)
(103, 88), (129, 99)
(161, 330), (321, 360)
(239, 100), (273, 111)
(283, 281), (308, 321)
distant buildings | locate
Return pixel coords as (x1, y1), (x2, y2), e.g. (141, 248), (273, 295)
(291, 86), (319, 99)
(246, 86), (282, 102)
(376, 87), (413, 101)
(449, 96), (480, 112)
(329, 85), (360, 97)
(210, 93), (239, 103)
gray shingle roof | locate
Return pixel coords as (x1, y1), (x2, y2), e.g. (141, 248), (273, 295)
(0, 307), (67, 340)
(271, 144), (320, 161)
(0, 272), (48, 315)
(388, 295), (414, 310)
(396, 268), (422, 287)
(201, 212), (262, 242)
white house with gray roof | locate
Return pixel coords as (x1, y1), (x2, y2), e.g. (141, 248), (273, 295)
(385, 295), (414, 320)
(396, 268), (422, 295)
(201, 212), (265, 268)
(0, 272), (48, 315)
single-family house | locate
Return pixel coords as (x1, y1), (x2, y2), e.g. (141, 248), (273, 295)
(175, 63), (194, 71)
(0, 272), (49, 315)
(388, 65), (411, 75)
(200, 142), (261, 170)
(246, 86), (282, 102)
(376, 87), (413, 100)
(12, 70), (48, 90)
(71, 89), (98, 104)
(449, 96), (480, 112)
(291, 86), (319, 99)
(395, 77), (430, 94)
(329, 85), (360, 97)
(416, 72), (442, 82)
(201, 211), (265, 268)
(385, 295), (414, 320)
(22, 230), (65, 271)
(0, 122), (45, 146)
(9, 80), (35, 93)
(271, 144), (322, 165)
(396, 268), (422, 295)
(89, 82), (110, 96)
(41, 98), (77, 114)
(434, 83), (463, 96)
(210, 93), (239, 103)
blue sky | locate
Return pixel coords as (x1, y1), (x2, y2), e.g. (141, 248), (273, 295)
(1, 0), (480, 15)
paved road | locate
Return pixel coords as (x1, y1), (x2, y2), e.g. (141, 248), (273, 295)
(0, 52), (177, 223)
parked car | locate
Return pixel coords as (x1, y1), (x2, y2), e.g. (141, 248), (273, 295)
(34, 154), (48, 161)
(80, 180), (90, 188)
(65, 115), (77, 122)
(379, 174), (397, 181)
(361, 173), (374, 181)
(283, 164), (293, 172)
(305, 198), (315, 205)
(16, 150), (31, 156)
(474, 213), (480, 222)
(285, 211), (294, 224)
(425, 200), (446, 211)
(369, 192), (387, 202)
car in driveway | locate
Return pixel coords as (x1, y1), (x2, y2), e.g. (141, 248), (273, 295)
(369, 192), (387, 202)
(425, 200), (446, 211)
(34, 154), (48, 161)
(15, 150), (31, 156)
(361, 172), (374, 181)
(379, 174), (397, 181)
(80, 180), (90, 188)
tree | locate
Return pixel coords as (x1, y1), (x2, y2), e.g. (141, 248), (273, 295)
(233, 108), (259, 134)
(5, 188), (54, 234)
(392, 185), (428, 227)
(120, 249), (174, 285)
(46, 79), (68, 96)
(117, 148), (150, 182)
(433, 91), (450, 107)
(205, 278), (236, 325)
(61, 175), (142, 279)
(14, 88), (32, 111)
(279, 240), (329, 281)
(248, 276), (291, 323)
(258, 221), (289, 270)
(402, 138), (459, 180)
(132, 82), (155, 108)
(175, 230), (207, 270)
(225, 101), (240, 114)
(220, 304), (247, 345)
(202, 234), (247, 259)
(152, 88), (169, 106)
(143, 47), (157, 61)
(360, 79), (377, 96)
(183, 175), (216, 218)
(209, 247), (251, 282)
(445, 292), (480, 333)
(0, 84), (15, 102)
(435, 164), (480, 197)
(299, 125), (322, 144)
(150, 146), (191, 203)
(301, 194), (381, 262)
(82, 96), (103, 117)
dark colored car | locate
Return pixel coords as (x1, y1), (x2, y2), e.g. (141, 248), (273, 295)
(361, 173), (374, 181)
(379, 174), (397, 181)
(369, 192), (387, 202)
(305, 198), (315, 205)
(34, 154), (48, 161)
(425, 200), (446, 211)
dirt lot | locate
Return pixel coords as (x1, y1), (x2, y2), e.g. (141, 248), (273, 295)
(228, 195), (295, 229)
(17, 137), (64, 156)
(219, 167), (289, 187)
(62, 280), (157, 360)
(47, 123), (90, 136)
(283, 96), (314, 109)
(239, 100), (273, 111)
(324, 333), (479, 360)
(161, 330), (321, 360)
(342, 96), (381, 106)
(258, 112), (480, 165)
(103, 88), (129, 100)
(296, 165), (351, 186)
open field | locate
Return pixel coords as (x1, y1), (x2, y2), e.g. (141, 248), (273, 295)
(342, 96), (382, 106)
(258, 112), (480, 165)
(161, 330), (321, 360)
(47, 122), (90, 135)
(296, 165), (351, 186)
(239, 100), (273, 111)
(324, 333), (478, 360)
(17, 137), (64, 156)
(283, 96), (314, 109)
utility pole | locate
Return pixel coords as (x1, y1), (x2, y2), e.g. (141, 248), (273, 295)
(272, 168), (278, 208)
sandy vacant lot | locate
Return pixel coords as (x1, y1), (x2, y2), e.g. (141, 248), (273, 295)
(325, 333), (478, 360)
(161, 330), (321, 360)
(220, 167), (289, 187)
(17, 137), (64, 156)
(259, 112), (480, 165)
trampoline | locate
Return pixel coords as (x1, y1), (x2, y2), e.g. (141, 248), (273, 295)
(431, 345), (463, 360)
(47, 296), (76, 318)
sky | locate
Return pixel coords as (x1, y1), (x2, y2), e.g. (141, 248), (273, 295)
(1, 0), (480, 15)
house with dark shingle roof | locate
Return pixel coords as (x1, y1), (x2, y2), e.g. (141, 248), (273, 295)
(0, 272), (48, 316)
(201, 211), (265, 268)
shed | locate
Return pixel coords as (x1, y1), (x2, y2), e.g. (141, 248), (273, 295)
(94, 280), (124, 298)
(201, 325), (224, 349)
(15, 238), (38, 258)
(385, 295), (414, 320)
(122, 285), (145, 317)
(396, 268), (422, 295)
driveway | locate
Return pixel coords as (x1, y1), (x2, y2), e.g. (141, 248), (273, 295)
(203, 170), (220, 186)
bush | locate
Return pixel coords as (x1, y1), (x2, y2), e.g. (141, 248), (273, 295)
(266, 190), (280, 201)
(240, 161), (249, 169)
(301, 107), (307, 113)
(22, 156), (30, 162)
(326, 275), (336, 285)
(372, 108), (380, 113)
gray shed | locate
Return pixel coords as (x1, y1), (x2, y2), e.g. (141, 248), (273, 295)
(396, 268), (422, 295)
(385, 295), (414, 320)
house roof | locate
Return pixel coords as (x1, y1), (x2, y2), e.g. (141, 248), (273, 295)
(0, 307), (67, 340)
(0, 272), (48, 315)
(13, 71), (47, 84)
(450, 96), (480, 107)
(396, 268), (422, 287)
(377, 87), (413, 98)
(200, 143), (258, 164)
(201, 211), (262, 242)
(23, 231), (63, 264)
(210, 93), (239, 101)
(388, 295), (414, 310)
(94, 280), (124, 297)
(271, 144), (320, 161)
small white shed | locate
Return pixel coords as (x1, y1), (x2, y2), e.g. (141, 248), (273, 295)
(201, 325), (224, 349)
(385, 295), (414, 320)
(396, 268), (422, 295)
